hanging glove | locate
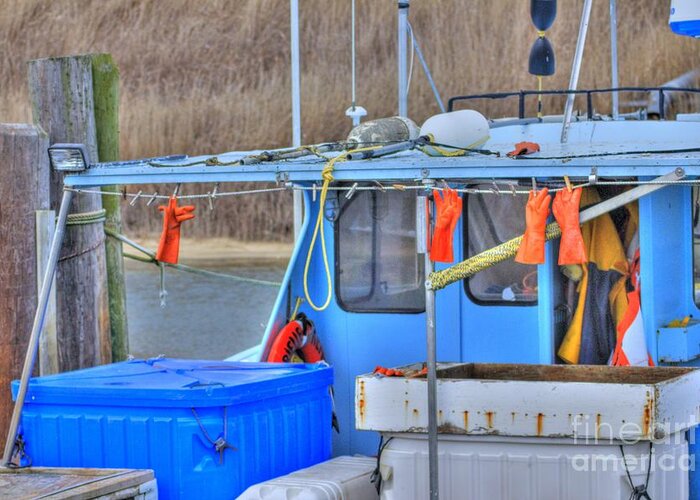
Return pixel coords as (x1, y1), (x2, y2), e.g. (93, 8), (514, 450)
(430, 188), (462, 263)
(156, 195), (196, 264)
(552, 188), (587, 265)
(515, 188), (551, 264)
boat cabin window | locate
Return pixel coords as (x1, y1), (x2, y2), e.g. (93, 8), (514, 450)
(335, 190), (425, 313)
(464, 186), (538, 304)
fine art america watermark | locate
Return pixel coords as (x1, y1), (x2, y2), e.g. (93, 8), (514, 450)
(567, 414), (697, 473)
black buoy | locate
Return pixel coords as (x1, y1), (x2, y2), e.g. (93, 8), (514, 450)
(528, 36), (556, 76)
(531, 0), (557, 31)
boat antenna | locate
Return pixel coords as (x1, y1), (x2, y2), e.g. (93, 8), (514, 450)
(397, 0), (410, 116)
(561, 0), (594, 143)
(345, 0), (367, 126)
(290, 0), (303, 238)
(610, 0), (620, 119)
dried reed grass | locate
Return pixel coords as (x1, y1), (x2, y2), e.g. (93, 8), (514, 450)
(1, 0), (699, 239)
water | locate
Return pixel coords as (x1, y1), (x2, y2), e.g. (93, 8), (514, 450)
(125, 263), (286, 359)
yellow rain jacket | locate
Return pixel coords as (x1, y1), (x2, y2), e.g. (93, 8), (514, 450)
(558, 188), (630, 364)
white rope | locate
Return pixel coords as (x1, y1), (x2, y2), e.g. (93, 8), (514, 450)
(66, 176), (700, 203)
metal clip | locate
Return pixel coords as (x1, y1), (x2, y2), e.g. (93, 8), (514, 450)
(531, 177), (538, 192)
(129, 190), (143, 206)
(207, 183), (219, 211)
(312, 183), (317, 202)
(588, 167), (598, 186)
(173, 183), (181, 197)
(373, 180), (386, 192)
(564, 175), (573, 192)
(491, 181), (501, 195)
(509, 184), (517, 196)
(158, 263), (168, 308)
(147, 192), (159, 206)
(345, 182), (359, 200)
(275, 171), (289, 186)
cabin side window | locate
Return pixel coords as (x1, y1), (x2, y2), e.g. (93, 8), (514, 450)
(464, 187), (538, 304)
(335, 190), (425, 313)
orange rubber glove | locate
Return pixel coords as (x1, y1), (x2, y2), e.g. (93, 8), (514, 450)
(552, 188), (587, 265)
(515, 188), (551, 264)
(430, 188), (462, 263)
(156, 195), (196, 264)
(507, 141), (540, 157)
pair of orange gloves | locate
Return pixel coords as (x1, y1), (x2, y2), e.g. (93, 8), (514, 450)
(156, 195), (196, 264)
(515, 187), (587, 265)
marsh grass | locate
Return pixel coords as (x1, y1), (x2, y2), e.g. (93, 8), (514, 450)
(1, 0), (699, 239)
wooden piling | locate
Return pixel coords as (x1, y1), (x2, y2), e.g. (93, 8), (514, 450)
(0, 124), (50, 450)
(91, 53), (129, 361)
(28, 55), (112, 370)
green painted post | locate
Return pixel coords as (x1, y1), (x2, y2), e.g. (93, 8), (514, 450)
(91, 53), (129, 361)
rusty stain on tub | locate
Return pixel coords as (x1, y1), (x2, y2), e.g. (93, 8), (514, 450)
(596, 413), (602, 439)
(358, 380), (365, 424)
(463, 411), (469, 430)
(536, 413), (544, 436)
(643, 391), (654, 437)
(485, 411), (494, 429)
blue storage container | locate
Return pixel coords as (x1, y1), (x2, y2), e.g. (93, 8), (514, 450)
(12, 358), (333, 500)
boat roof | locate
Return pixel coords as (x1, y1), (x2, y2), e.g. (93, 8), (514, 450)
(64, 120), (700, 188)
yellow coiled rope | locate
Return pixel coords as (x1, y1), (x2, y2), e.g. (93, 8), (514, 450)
(427, 222), (563, 291)
(303, 146), (380, 311)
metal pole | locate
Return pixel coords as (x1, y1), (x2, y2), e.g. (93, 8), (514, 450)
(416, 191), (439, 500)
(3, 189), (74, 465)
(410, 23), (446, 113)
(290, 0), (303, 238)
(560, 0), (594, 143)
(397, 1), (410, 117)
(609, 0), (619, 120)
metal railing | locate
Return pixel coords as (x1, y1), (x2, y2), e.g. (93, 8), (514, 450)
(447, 87), (700, 120)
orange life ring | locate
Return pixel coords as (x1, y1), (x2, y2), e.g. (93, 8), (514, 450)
(266, 315), (324, 363)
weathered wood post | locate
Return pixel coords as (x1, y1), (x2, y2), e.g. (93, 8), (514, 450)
(28, 55), (112, 370)
(0, 124), (50, 450)
(91, 53), (129, 361)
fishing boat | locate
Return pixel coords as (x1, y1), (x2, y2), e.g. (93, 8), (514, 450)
(5, 0), (700, 499)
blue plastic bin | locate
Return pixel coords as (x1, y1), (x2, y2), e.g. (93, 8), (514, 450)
(12, 358), (333, 499)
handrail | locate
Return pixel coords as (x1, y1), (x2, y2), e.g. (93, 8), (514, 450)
(447, 87), (700, 120)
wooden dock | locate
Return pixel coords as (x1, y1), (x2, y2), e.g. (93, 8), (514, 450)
(0, 467), (156, 500)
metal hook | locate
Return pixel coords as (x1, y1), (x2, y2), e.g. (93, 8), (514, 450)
(147, 192), (159, 206)
(129, 190), (143, 206)
(345, 182), (359, 200)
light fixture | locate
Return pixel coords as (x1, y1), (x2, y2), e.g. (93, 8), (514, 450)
(48, 144), (89, 172)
